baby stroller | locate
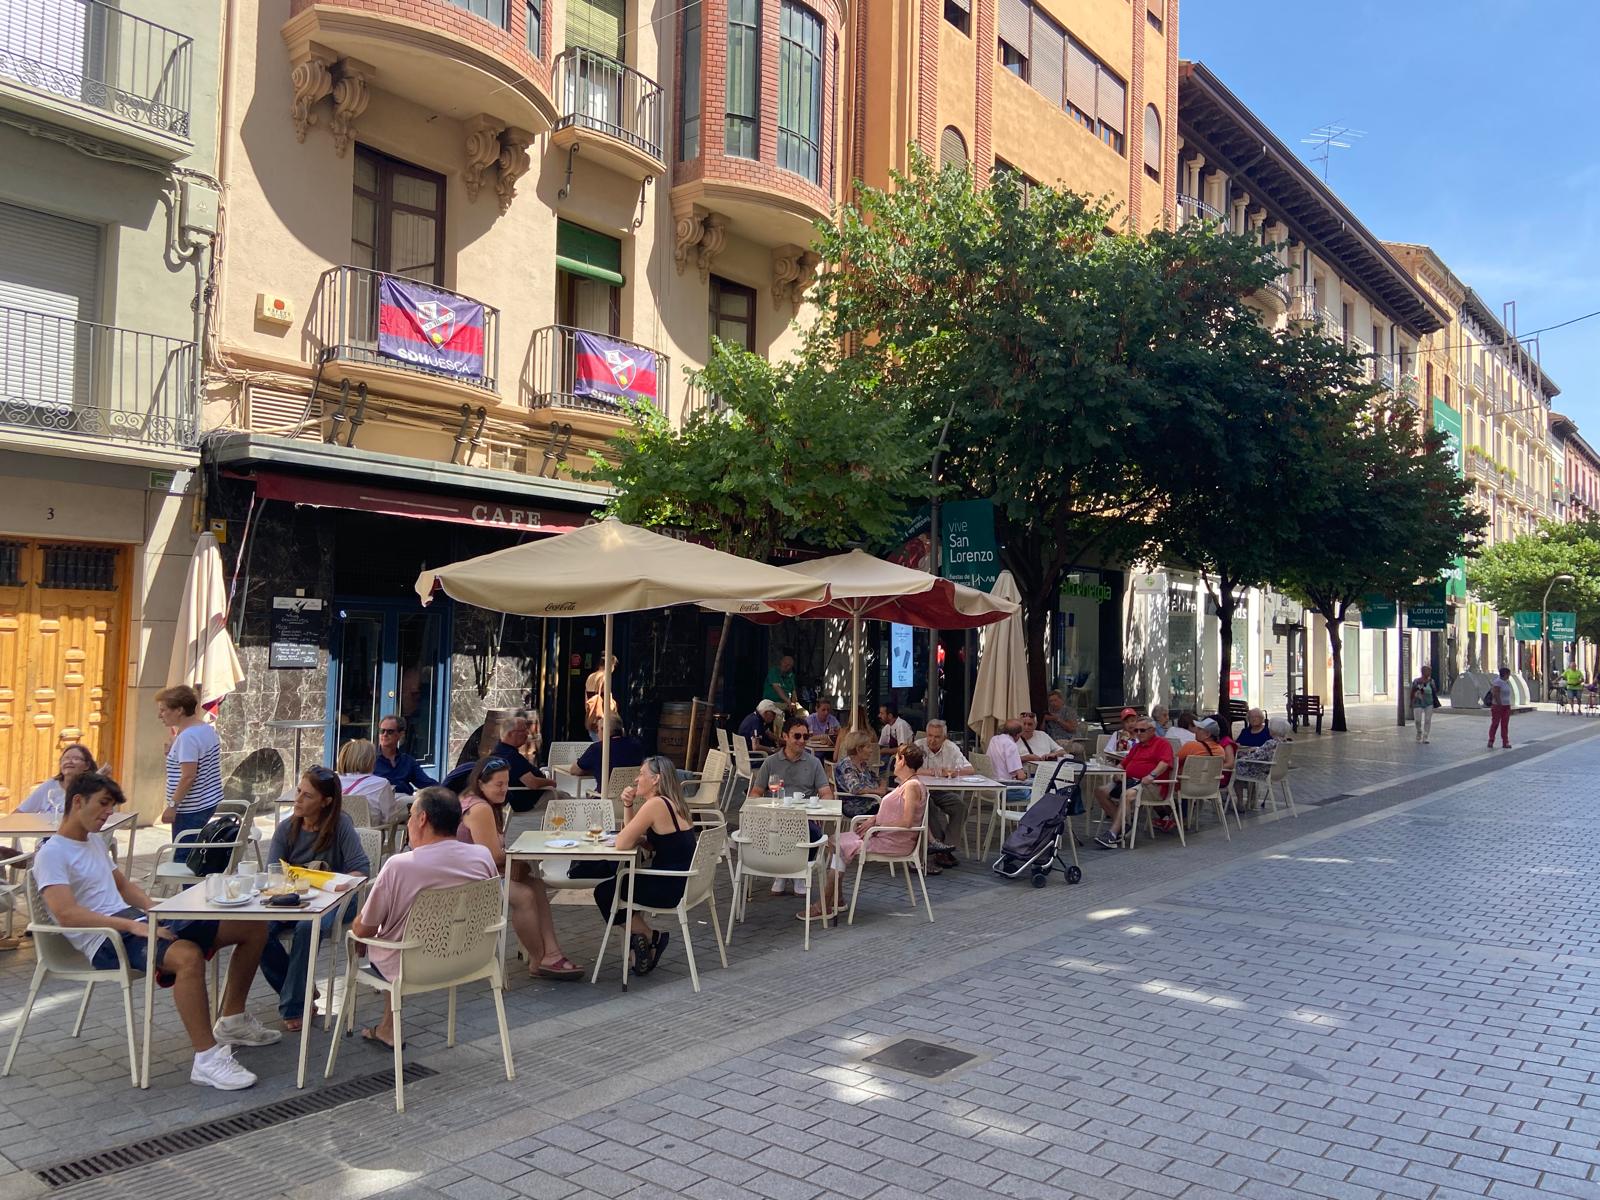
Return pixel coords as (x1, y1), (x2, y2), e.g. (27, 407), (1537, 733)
(992, 771), (1083, 888)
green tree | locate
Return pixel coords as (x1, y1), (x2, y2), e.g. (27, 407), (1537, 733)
(1467, 519), (1600, 674)
(813, 151), (1295, 706)
(1279, 394), (1486, 731)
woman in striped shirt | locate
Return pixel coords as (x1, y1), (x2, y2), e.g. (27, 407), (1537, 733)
(157, 685), (225, 845)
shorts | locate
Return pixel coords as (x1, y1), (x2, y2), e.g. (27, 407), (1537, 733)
(89, 906), (220, 980)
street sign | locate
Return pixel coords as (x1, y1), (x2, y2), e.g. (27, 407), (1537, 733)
(1360, 595), (1397, 629)
(939, 499), (1000, 593)
(1550, 612), (1578, 643)
(1512, 612), (1543, 641)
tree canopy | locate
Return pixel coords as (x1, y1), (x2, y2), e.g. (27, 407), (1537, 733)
(1468, 519), (1600, 648)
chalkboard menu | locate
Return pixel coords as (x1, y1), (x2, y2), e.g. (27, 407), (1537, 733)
(269, 596), (325, 669)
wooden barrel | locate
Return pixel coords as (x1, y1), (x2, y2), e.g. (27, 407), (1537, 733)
(657, 701), (692, 767)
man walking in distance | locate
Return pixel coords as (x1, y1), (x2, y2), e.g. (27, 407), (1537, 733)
(1488, 666), (1515, 750)
(1409, 665), (1440, 744)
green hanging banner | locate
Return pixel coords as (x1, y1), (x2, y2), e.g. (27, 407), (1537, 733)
(939, 498), (1001, 592)
(1359, 595), (1396, 629)
(1512, 612), (1543, 641)
(1550, 612), (1578, 643)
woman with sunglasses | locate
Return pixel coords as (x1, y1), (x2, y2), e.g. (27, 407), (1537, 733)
(18, 743), (97, 815)
(458, 756), (584, 980)
(598, 756), (698, 976)
(262, 767), (371, 1030)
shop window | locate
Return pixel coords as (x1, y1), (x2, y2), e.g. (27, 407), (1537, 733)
(778, 0), (824, 182)
(726, 0), (760, 159)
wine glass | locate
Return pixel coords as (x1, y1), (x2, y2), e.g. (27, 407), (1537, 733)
(768, 779), (784, 802)
(550, 812), (568, 838)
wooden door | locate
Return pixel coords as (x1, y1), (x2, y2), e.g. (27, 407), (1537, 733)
(0, 540), (124, 811)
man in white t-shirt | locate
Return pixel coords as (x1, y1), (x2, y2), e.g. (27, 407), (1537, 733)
(985, 722), (1031, 805)
(32, 773), (279, 1091)
(1016, 711), (1064, 763)
(915, 720), (973, 865)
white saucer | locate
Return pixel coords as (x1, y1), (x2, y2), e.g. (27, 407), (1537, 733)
(209, 892), (255, 907)
(545, 838), (580, 848)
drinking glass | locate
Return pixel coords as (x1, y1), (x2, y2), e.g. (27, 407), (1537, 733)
(768, 780), (784, 801)
(587, 820), (604, 839)
(550, 813), (568, 837)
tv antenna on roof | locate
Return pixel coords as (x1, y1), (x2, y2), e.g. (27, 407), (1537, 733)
(1300, 123), (1366, 183)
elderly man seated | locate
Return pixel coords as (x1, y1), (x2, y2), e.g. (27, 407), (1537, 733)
(915, 720), (972, 868)
(1042, 691), (1079, 740)
(1016, 711), (1064, 763)
(737, 700), (783, 752)
(1092, 717), (1175, 849)
(985, 721), (1031, 805)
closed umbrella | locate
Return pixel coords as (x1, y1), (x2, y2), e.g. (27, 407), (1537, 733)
(167, 531), (245, 712)
(966, 570), (1030, 746)
(416, 519), (829, 788)
(704, 549), (1018, 729)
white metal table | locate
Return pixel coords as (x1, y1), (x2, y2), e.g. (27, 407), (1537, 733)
(922, 774), (1009, 854)
(505, 830), (638, 988)
(0, 810), (139, 867)
(140, 880), (357, 1089)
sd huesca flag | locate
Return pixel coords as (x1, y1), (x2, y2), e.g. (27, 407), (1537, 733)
(377, 276), (487, 378)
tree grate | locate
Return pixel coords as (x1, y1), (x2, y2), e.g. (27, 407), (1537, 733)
(31, 1064), (438, 1188)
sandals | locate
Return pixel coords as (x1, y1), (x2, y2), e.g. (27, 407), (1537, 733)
(359, 1027), (405, 1050)
(535, 956), (585, 981)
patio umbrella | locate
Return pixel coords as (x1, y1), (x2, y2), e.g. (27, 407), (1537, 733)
(704, 549), (1018, 729)
(415, 518), (830, 787)
(966, 570), (1030, 746)
(167, 531), (245, 713)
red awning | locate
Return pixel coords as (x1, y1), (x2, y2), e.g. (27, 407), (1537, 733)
(250, 472), (586, 534)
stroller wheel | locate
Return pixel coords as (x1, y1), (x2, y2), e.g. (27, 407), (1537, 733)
(1030, 871), (1048, 889)
(1066, 865), (1083, 885)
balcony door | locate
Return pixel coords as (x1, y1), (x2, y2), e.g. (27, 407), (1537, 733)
(565, 0), (626, 130)
(0, 201), (101, 432)
(350, 147), (445, 349)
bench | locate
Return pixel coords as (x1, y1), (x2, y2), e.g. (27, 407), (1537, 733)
(1290, 694), (1323, 734)
(1096, 704), (1144, 732)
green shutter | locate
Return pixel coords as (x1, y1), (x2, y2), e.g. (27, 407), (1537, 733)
(557, 220), (624, 286)
(566, 0), (624, 57)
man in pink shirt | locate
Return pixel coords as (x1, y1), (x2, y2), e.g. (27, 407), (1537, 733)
(352, 787), (497, 1048)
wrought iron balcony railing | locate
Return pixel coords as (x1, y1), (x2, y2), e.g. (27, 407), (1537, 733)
(0, 0), (192, 137)
(524, 324), (669, 417)
(0, 304), (196, 450)
(553, 47), (663, 162)
(312, 266), (500, 392)
(1176, 193), (1226, 228)
(1290, 285), (1318, 322)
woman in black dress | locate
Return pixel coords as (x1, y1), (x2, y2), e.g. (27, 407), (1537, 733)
(595, 755), (698, 975)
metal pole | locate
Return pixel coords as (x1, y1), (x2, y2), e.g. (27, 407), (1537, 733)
(925, 392), (959, 725)
(1396, 602), (1406, 727)
(850, 613), (861, 731)
(601, 613), (612, 798)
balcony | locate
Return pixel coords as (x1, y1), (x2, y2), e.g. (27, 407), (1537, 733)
(1288, 285), (1318, 324)
(282, 1), (556, 139)
(523, 325), (669, 418)
(551, 47), (663, 180)
(0, 0), (192, 159)
(0, 304), (196, 456)
(311, 265), (501, 393)
(1470, 364), (1485, 396)
(1176, 193), (1226, 227)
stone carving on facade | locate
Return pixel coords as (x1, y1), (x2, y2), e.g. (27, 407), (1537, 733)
(289, 47), (370, 156)
(328, 60), (370, 158)
(771, 244), (820, 309)
(495, 128), (534, 214)
(672, 204), (727, 281)
(289, 48), (335, 142)
(464, 115), (508, 202)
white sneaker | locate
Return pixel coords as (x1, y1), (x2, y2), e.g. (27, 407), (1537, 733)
(191, 1044), (257, 1090)
(770, 880), (790, 895)
(213, 1011), (283, 1047)
(795, 877), (809, 895)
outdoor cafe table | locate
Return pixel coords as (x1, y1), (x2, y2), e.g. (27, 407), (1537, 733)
(743, 796), (844, 837)
(922, 773), (1009, 849)
(1, 810), (138, 867)
(505, 830), (638, 989)
(1078, 760), (1126, 835)
(139, 880), (355, 1089)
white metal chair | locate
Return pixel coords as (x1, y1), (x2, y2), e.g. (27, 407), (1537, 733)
(681, 749), (728, 810)
(1262, 743), (1298, 817)
(325, 877), (512, 1112)
(341, 793), (372, 828)
(1173, 754), (1232, 840)
(714, 727), (731, 756)
(315, 827), (383, 1029)
(846, 794), (934, 926)
(729, 736), (755, 800)
(687, 804), (738, 895)
(5, 873), (140, 1086)
(147, 801), (264, 896)
(537, 797), (614, 892)
(729, 807), (829, 949)
(601, 766), (642, 825)
(596, 826), (728, 992)
(1126, 776), (1185, 849)
(547, 741), (589, 796)
(0, 849), (35, 943)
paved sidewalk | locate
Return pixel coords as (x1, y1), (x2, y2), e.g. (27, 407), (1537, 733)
(2, 708), (1599, 1200)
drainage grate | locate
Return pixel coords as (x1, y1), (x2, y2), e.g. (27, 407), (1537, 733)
(32, 1065), (438, 1188)
(862, 1037), (978, 1079)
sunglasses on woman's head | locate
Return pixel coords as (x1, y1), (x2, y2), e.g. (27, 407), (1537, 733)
(482, 757), (509, 772)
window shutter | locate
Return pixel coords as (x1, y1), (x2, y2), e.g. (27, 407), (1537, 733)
(997, 0), (1029, 55)
(556, 219), (625, 286)
(0, 202), (101, 320)
(1029, 9), (1063, 107)
(1065, 39), (1096, 114)
(939, 125), (968, 170)
(948, 0), (970, 10)
(565, 0), (624, 57)
(1146, 0), (1163, 23)
(1143, 105), (1160, 172)
(1096, 70), (1125, 133)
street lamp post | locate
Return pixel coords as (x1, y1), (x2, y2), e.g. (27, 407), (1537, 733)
(1542, 572), (1574, 702)
(925, 392), (960, 724)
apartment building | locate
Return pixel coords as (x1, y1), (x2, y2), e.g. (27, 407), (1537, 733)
(1552, 413), (1600, 524)
(0, 0), (221, 811)
(196, 0), (852, 774)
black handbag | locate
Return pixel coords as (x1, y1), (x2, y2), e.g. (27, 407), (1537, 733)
(186, 813), (241, 876)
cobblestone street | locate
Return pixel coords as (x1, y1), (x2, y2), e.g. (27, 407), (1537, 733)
(5, 705), (1600, 1200)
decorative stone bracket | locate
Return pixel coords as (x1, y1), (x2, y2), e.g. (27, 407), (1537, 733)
(672, 204), (727, 281)
(290, 46), (371, 157)
(771, 245), (820, 309)
(464, 117), (535, 213)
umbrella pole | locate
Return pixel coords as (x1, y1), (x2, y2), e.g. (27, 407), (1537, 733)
(850, 614), (861, 731)
(602, 614), (612, 802)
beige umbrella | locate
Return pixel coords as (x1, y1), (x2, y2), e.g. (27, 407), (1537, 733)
(704, 549), (1018, 729)
(167, 531), (245, 712)
(966, 570), (1030, 747)
(415, 518), (829, 787)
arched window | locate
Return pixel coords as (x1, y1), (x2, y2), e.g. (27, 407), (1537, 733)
(1143, 104), (1161, 180)
(939, 125), (968, 171)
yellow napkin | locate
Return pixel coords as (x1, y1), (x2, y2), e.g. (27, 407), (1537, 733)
(283, 863), (336, 890)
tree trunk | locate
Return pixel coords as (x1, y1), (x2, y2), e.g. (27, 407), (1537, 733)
(1024, 598), (1052, 714)
(1214, 580), (1237, 736)
(703, 613), (733, 718)
(1326, 619), (1347, 732)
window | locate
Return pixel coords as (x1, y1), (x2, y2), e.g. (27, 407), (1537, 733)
(526, 0), (542, 55)
(726, 0), (760, 159)
(939, 125), (968, 171)
(1143, 104), (1160, 180)
(778, 0), (824, 182)
(555, 220), (621, 335)
(1065, 36), (1124, 154)
(944, 0), (970, 35)
(710, 275), (756, 352)
(679, 0), (701, 159)
(997, 0), (1028, 78)
(992, 157), (1036, 205)
(352, 147), (445, 283)
(449, 0), (508, 26)
(1146, 0), (1163, 33)
(1029, 7), (1063, 105)
(566, 0), (624, 56)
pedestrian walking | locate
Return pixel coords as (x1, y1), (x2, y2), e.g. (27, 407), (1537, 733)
(1409, 665), (1440, 744)
(1487, 666), (1514, 749)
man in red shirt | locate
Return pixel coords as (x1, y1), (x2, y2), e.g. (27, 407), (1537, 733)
(1093, 716), (1174, 849)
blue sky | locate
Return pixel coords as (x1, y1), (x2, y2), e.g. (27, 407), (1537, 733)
(1181, 0), (1599, 429)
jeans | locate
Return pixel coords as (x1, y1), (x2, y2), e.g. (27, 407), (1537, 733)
(1412, 704), (1433, 741)
(1488, 703), (1511, 747)
(928, 790), (969, 847)
(259, 909), (343, 1020)
(172, 805), (217, 867)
